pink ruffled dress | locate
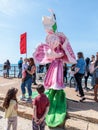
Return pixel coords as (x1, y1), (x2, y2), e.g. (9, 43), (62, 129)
(44, 47), (65, 90)
(33, 32), (76, 90)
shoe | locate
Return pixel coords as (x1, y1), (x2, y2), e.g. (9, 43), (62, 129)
(34, 83), (37, 85)
(20, 96), (26, 101)
(75, 88), (79, 92)
(26, 98), (32, 103)
(80, 97), (86, 102)
(77, 94), (82, 97)
(84, 87), (89, 92)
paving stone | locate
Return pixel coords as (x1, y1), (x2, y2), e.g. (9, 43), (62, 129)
(0, 77), (98, 130)
(65, 118), (88, 130)
(0, 111), (65, 130)
(88, 122), (98, 130)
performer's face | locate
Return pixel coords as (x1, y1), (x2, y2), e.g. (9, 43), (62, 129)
(48, 35), (60, 49)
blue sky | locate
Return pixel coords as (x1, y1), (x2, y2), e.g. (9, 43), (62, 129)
(0, 0), (98, 64)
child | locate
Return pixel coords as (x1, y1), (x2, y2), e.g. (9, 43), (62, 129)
(69, 64), (76, 87)
(32, 84), (50, 130)
(22, 58), (28, 82)
(3, 88), (18, 130)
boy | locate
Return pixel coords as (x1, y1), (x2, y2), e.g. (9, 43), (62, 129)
(32, 84), (50, 130)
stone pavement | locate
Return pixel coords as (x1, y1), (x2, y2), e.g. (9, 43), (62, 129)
(0, 77), (98, 130)
(0, 111), (32, 130)
(0, 111), (65, 130)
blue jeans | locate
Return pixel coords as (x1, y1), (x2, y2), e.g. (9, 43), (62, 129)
(21, 78), (32, 97)
(18, 68), (22, 78)
(32, 119), (45, 130)
(7, 69), (10, 77)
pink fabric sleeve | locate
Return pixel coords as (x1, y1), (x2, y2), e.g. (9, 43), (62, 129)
(33, 43), (54, 64)
(62, 41), (77, 64)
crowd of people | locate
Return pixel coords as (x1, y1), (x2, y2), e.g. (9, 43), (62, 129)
(2, 52), (98, 103)
(2, 51), (98, 130)
(2, 57), (49, 130)
(68, 52), (98, 102)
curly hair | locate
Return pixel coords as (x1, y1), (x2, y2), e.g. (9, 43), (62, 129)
(3, 88), (18, 109)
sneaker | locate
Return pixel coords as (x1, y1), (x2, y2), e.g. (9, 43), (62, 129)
(77, 94), (82, 97)
(34, 83), (37, 85)
(26, 98), (32, 103)
(80, 97), (86, 102)
(84, 87), (89, 92)
(20, 96), (26, 101)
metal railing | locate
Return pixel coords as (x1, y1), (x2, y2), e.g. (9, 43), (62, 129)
(0, 65), (19, 78)
(0, 65), (46, 78)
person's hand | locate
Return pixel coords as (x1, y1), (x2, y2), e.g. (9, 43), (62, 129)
(46, 50), (53, 58)
(74, 71), (76, 75)
(96, 66), (98, 69)
(26, 70), (29, 73)
(38, 118), (44, 124)
(95, 66), (98, 70)
(24, 68), (27, 71)
(34, 119), (39, 124)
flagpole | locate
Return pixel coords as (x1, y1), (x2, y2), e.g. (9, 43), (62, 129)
(26, 32), (27, 58)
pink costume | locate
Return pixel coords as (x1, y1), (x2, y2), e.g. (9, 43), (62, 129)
(33, 32), (76, 90)
(33, 21), (76, 127)
(33, 11), (76, 127)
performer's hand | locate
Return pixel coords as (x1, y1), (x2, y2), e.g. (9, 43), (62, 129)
(46, 50), (55, 59)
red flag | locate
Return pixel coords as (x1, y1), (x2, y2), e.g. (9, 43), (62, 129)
(20, 32), (27, 54)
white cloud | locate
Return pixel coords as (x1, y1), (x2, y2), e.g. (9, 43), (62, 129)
(0, 0), (42, 16)
(0, 0), (16, 16)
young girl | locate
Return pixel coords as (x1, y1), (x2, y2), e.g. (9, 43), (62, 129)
(3, 87), (18, 130)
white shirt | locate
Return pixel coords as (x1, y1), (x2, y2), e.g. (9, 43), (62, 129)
(22, 63), (28, 71)
(89, 61), (95, 74)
